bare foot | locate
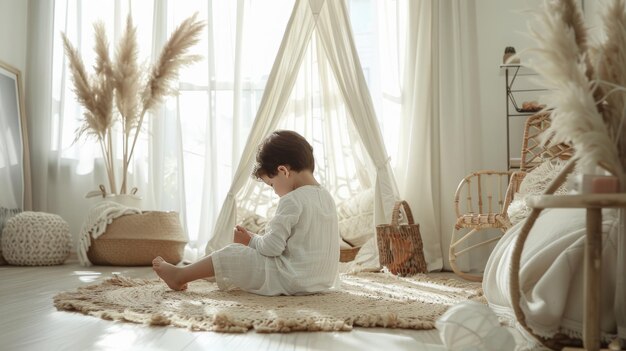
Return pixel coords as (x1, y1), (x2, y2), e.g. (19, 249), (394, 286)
(152, 256), (188, 291)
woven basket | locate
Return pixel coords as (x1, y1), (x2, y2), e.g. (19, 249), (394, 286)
(340, 246), (361, 262)
(87, 211), (186, 266)
(376, 200), (427, 276)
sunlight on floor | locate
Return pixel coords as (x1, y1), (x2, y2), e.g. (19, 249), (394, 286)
(73, 270), (102, 283)
(340, 275), (476, 305)
(94, 327), (139, 350)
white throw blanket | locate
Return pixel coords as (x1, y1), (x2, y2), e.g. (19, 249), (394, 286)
(483, 207), (620, 349)
(77, 201), (142, 266)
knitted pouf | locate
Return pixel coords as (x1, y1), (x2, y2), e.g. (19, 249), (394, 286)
(1, 212), (72, 266)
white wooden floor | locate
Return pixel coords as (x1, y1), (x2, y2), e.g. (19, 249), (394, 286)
(0, 260), (445, 351)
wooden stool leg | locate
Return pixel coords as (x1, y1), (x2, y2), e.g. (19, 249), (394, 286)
(585, 208), (602, 351)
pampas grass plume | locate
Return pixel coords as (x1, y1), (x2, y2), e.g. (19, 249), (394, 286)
(62, 13), (205, 194)
(62, 34), (99, 136)
(114, 15), (141, 134)
(141, 13), (204, 112)
(526, 0), (622, 175)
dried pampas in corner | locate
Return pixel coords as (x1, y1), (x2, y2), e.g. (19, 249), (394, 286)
(62, 13), (205, 195)
(525, 0), (623, 177)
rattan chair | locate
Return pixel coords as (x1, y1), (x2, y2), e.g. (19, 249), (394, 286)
(450, 112), (573, 281)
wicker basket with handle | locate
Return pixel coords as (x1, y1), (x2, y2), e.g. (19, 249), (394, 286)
(376, 200), (427, 276)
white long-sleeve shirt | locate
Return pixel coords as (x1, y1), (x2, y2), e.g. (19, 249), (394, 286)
(211, 185), (340, 296)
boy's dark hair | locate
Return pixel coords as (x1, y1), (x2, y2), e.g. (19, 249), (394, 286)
(252, 130), (315, 179)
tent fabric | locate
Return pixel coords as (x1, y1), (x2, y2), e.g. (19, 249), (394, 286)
(205, 0), (399, 261)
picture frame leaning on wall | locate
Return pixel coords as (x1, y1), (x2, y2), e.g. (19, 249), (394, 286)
(0, 60), (31, 211)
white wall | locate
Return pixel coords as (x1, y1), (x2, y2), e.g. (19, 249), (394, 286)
(0, 0), (28, 75)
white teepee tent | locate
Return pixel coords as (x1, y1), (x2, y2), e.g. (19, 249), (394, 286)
(205, 0), (399, 267)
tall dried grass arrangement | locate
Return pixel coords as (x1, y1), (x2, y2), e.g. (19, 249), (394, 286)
(62, 13), (204, 194)
(525, 0), (626, 179)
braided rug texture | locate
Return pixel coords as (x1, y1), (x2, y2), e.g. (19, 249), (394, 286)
(54, 272), (484, 333)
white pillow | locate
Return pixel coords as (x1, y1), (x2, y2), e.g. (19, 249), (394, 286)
(336, 188), (374, 247)
(507, 159), (572, 225)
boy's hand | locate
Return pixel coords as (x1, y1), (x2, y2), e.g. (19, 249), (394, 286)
(233, 225), (253, 246)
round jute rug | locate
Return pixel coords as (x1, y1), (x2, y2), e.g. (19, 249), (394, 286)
(53, 272), (484, 333)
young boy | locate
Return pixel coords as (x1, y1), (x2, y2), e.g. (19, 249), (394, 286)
(153, 130), (339, 295)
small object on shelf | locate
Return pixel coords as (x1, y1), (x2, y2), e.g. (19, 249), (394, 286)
(520, 100), (545, 113)
(503, 46), (520, 64)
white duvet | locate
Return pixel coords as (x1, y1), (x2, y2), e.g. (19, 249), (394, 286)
(483, 207), (621, 347)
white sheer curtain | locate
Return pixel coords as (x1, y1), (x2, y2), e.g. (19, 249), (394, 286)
(25, 0), (483, 271)
(364, 0), (483, 272)
(390, 0), (484, 272)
